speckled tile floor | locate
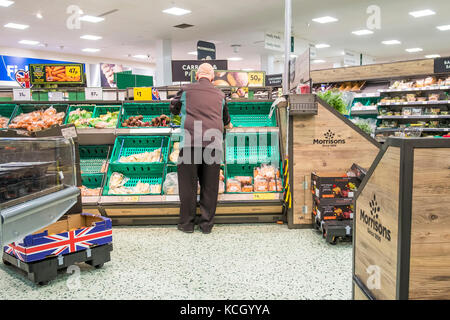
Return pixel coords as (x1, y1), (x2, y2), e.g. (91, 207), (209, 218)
(0, 224), (352, 300)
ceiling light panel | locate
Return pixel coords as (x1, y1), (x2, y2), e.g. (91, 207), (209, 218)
(382, 40), (401, 45)
(406, 48), (423, 53)
(315, 43), (330, 49)
(82, 48), (100, 52)
(437, 25), (450, 31)
(132, 55), (147, 59)
(19, 40), (39, 45)
(312, 16), (338, 24)
(163, 7), (191, 16)
(0, 0), (14, 7)
(4, 22), (29, 29)
(80, 35), (102, 40)
(228, 57), (243, 61)
(80, 15), (104, 23)
(312, 59), (326, 64)
(425, 54), (440, 58)
(409, 9), (435, 18)
(352, 29), (374, 36)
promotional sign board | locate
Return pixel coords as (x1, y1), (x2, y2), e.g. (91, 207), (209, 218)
(197, 41), (216, 60)
(30, 63), (85, 85)
(171, 60), (228, 82)
(265, 32), (284, 52)
(434, 57), (450, 73)
(191, 70), (266, 88)
(266, 74), (283, 87)
(344, 50), (360, 66)
(290, 48), (310, 90)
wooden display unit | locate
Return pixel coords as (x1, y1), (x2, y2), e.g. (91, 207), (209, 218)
(353, 137), (450, 300)
(288, 95), (380, 228)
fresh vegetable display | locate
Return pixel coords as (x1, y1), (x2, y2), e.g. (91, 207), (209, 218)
(122, 114), (171, 127)
(317, 90), (347, 114)
(89, 111), (119, 129)
(67, 108), (94, 128)
(9, 107), (65, 132)
(0, 116), (9, 128)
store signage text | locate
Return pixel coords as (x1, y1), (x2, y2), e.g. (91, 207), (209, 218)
(171, 60), (228, 82)
(313, 130), (346, 147)
(265, 32), (284, 52)
(360, 194), (392, 242)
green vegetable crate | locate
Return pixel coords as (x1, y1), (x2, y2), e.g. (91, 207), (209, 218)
(81, 173), (105, 191)
(64, 105), (96, 125)
(12, 104), (68, 120)
(103, 164), (165, 196)
(225, 132), (280, 164)
(79, 145), (110, 174)
(119, 103), (172, 128)
(109, 136), (170, 166)
(0, 104), (17, 129)
(227, 101), (277, 127)
(225, 162), (283, 194)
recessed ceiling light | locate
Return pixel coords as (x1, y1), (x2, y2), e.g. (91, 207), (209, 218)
(425, 54), (440, 58)
(36, 12), (43, 19)
(312, 59), (326, 64)
(228, 57), (243, 61)
(4, 22), (29, 30)
(187, 51), (197, 55)
(80, 35), (102, 41)
(315, 43), (330, 49)
(132, 55), (147, 59)
(163, 7), (191, 16)
(382, 40), (401, 45)
(0, 0), (14, 7)
(82, 48), (100, 52)
(406, 48), (423, 53)
(290, 54), (298, 58)
(352, 29), (374, 36)
(312, 16), (338, 24)
(80, 15), (104, 23)
(18, 40), (39, 45)
(437, 25), (450, 31)
(242, 68), (253, 71)
(409, 9), (435, 18)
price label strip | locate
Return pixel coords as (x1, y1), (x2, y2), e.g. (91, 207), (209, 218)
(253, 193), (277, 200)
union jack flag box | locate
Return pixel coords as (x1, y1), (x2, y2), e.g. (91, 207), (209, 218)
(3, 213), (112, 263)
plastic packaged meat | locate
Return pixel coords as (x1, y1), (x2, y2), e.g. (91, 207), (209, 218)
(234, 176), (253, 185)
(0, 116), (9, 128)
(119, 149), (162, 163)
(226, 179), (242, 193)
(241, 184), (253, 193)
(9, 107), (65, 132)
(254, 177), (268, 192)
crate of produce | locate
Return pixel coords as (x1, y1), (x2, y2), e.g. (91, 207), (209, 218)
(64, 105), (95, 127)
(8, 105), (68, 132)
(79, 145), (110, 174)
(225, 131), (280, 164)
(80, 173), (104, 197)
(3, 213), (112, 264)
(167, 136), (181, 164)
(0, 104), (17, 129)
(110, 136), (170, 166)
(90, 106), (121, 129)
(227, 101), (277, 127)
(312, 196), (354, 222)
(119, 103), (172, 128)
(311, 172), (360, 199)
(103, 164), (164, 196)
(225, 163), (282, 194)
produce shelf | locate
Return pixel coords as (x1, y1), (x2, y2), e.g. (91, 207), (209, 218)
(379, 86), (450, 93)
(376, 127), (450, 133)
(225, 163), (282, 194)
(109, 136), (170, 165)
(378, 100), (450, 106)
(378, 115), (450, 120)
(225, 132), (280, 164)
(119, 103), (172, 129)
(227, 101), (276, 127)
(79, 145), (110, 174)
(0, 104), (17, 128)
(64, 105), (95, 125)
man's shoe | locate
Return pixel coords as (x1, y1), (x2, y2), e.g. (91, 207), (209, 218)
(177, 225), (194, 233)
(199, 228), (212, 234)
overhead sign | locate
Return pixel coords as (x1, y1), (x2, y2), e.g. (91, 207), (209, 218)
(265, 32), (284, 52)
(191, 70), (266, 88)
(171, 60), (228, 82)
(266, 74), (283, 87)
(434, 57), (450, 73)
(344, 50), (361, 66)
(290, 48), (310, 90)
(30, 63), (85, 85)
(197, 41), (216, 60)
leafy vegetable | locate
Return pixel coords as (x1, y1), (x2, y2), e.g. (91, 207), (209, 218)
(317, 90), (347, 114)
(172, 115), (181, 126)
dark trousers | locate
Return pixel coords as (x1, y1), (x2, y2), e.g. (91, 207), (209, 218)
(177, 147), (221, 232)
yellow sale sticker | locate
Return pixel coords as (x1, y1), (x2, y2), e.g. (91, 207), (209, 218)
(253, 193), (276, 200)
(122, 196), (140, 202)
(248, 72), (265, 87)
(66, 66), (81, 79)
(134, 87), (153, 101)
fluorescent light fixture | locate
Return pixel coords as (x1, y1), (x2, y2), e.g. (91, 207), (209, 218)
(290, 54), (298, 58)
(0, 0), (14, 7)
(132, 55), (147, 59)
(18, 40), (39, 45)
(425, 54), (440, 58)
(312, 16), (338, 24)
(315, 43), (330, 49)
(82, 48), (100, 52)
(312, 59), (326, 64)
(4, 22), (29, 30)
(409, 9), (435, 18)
(242, 68), (253, 71)
(228, 57), (243, 61)
(80, 34), (102, 40)
(80, 15), (104, 23)
(187, 51), (197, 55)
(382, 40), (401, 45)
(36, 12), (43, 19)
(352, 29), (374, 36)
(162, 7), (191, 16)
(437, 25), (450, 31)
(406, 48), (423, 53)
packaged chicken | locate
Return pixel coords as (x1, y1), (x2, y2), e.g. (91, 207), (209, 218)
(234, 176), (252, 185)
(268, 179), (283, 192)
(169, 149), (180, 163)
(254, 164), (277, 180)
(226, 179), (242, 193)
(254, 177), (269, 192)
(0, 116), (9, 128)
(163, 172), (179, 195)
(109, 172), (126, 189)
(242, 185), (254, 193)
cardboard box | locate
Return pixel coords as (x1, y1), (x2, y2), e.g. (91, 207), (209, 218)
(313, 196), (354, 221)
(311, 172), (360, 199)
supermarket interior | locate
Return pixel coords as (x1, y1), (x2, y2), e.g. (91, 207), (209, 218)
(0, 0), (449, 303)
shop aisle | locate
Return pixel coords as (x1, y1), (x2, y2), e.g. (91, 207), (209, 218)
(0, 224), (352, 300)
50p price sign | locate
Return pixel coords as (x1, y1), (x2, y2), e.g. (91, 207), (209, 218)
(248, 72), (265, 87)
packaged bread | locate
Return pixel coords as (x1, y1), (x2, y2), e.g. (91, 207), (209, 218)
(241, 185), (254, 193)
(226, 179), (242, 193)
(234, 176), (252, 185)
(254, 177), (268, 192)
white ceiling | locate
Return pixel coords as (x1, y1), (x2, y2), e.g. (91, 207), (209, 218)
(1, 0), (450, 71)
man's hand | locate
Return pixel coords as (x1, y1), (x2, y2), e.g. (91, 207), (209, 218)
(225, 122), (233, 130)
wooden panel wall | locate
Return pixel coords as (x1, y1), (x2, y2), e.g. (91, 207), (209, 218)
(353, 284), (369, 300)
(311, 59), (434, 83)
(291, 102), (379, 226)
(409, 148), (450, 300)
(354, 147), (400, 300)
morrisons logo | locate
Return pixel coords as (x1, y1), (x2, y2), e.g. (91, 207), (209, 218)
(360, 194), (392, 242)
(313, 130), (346, 147)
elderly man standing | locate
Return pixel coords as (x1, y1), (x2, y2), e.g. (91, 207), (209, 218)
(170, 63), (233, 234)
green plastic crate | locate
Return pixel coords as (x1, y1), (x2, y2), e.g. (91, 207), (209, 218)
(79, 145), (110, 174)
(0, 104), (17, 129)
(225, 163), (283, 194)
(64, 105), (96, 124)
(110, 136), (170, 165)
(81, 173), (105, 189)
(103, 164), (164, 196)
(118, 103), (171, 128)
(11, 104), (68, 125)
(225, 132), (280, 164)
(92, 106), (121, 128)
(227, 101), (276, 127)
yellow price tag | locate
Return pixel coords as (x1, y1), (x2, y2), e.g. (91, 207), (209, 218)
(248, 72), (265, 87)
(122, 196), (140, 202)
(65, 66), (81, 80)
(134, 87), (153, 101)
(253, 193), (276, 200)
